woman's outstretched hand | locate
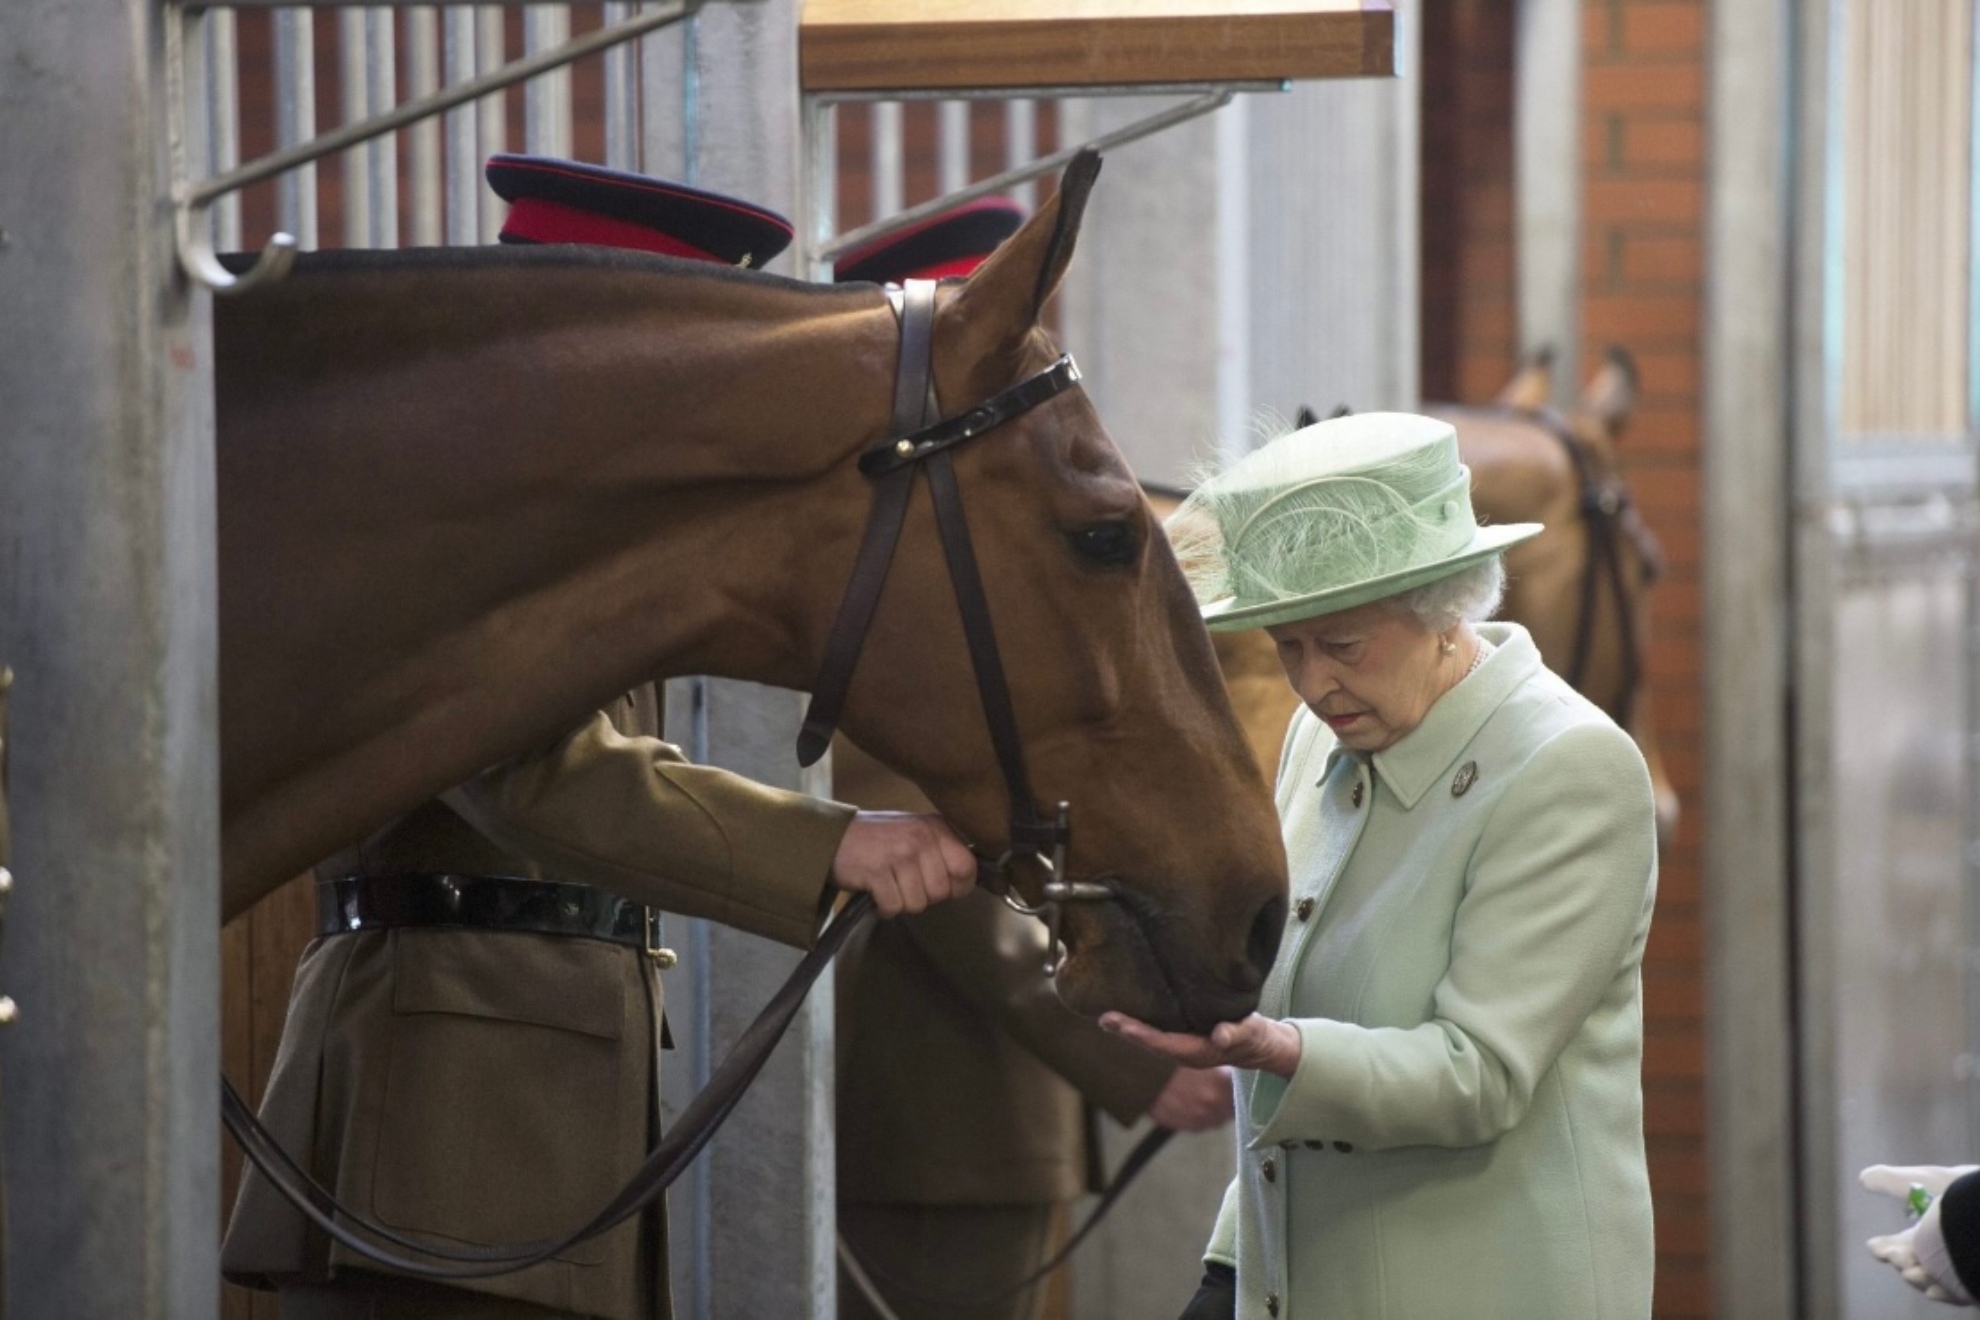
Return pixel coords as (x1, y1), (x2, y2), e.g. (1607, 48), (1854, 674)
(1100, 1011), (1302, 1079)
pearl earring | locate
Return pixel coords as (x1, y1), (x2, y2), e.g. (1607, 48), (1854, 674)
(1440, 638), (1457, 656)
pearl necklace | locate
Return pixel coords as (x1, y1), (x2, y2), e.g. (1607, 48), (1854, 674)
(1463, 637), (1494, 681)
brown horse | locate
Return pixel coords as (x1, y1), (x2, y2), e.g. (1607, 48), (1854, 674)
(213, 158), (1287, 1033)
(838, 352), (1676, 848)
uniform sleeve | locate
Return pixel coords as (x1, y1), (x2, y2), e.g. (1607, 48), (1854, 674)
(442, 711), (854, 949)
(893, 891), (1176, 1122)
(1204, 1176), (1240, 1268)
(1249, 721), (1657, 1151)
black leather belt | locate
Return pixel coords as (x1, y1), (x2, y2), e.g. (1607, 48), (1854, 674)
(317, 873), (662, 955)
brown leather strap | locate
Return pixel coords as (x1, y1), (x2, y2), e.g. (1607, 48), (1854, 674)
(797, 280), (938, 767)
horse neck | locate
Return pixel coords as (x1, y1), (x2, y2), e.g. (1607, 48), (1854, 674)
(217, 255), (901, 904)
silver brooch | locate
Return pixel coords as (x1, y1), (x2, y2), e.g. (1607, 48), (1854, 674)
(1451, 761), (1478, 797)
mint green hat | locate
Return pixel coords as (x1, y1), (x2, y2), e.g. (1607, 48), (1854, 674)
(1168, 411), (1542, 631)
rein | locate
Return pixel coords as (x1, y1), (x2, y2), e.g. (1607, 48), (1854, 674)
(220, 279), (1136, 1279)
(1518, 407), (1664, 727)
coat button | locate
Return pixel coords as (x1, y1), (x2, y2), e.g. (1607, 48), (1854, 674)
(1267, 1292), (1281, 1316)
(1351, 781), (1364, 808)
(1261, 1155), (1277, 1183)
(1334, 1141), (1354, 1153)
(1296, 897), (1315, 922)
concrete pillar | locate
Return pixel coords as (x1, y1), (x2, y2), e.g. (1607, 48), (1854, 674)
(0, 2), (220, 1315)
(648, 5), (835, 1316)
(1514, 0), (1583, 405)
(1062, 20), (1420, 1313)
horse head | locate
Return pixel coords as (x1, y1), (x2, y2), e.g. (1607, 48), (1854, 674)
(825, 159), (1289, 1032)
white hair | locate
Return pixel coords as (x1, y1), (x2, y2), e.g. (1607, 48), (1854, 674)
(1385, 557), (1506, 632)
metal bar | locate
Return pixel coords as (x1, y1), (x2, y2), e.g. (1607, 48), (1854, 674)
(274, 6), (321, 248)
(206, 7), (243, 249)
(187, 0), (701, 208)
(871, 100), (902, 221)
(1003, 97), (1036, 210)
(339, 8), (372, 245)
(366, 6), (400, 247)
(603, 1), (639, 170)
(937, 99), (969, 194)
(1513, 0), (1582, 407)
(818, 87), (1238, 261)
(407, 6), (443, 244)
(813, 79), (1284, 107)
(523, 4), (573, 155)
(442, 6), (479, 242)
(475, 4), (505, 241)
(0, 0), (221, 1306)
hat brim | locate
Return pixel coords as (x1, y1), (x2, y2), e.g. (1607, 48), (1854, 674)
(1199, 523), (1544, 631)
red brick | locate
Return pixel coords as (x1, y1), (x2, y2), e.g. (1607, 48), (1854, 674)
(1584, 1), (1619, 57)
(1585, 116), (1619, 170)
(1646, 1080), (1708, 1134)
(1583, 293), (1700, 345)
(1623, 116), (1706, 170)
(1644, 972), (1705, 1023)
(1622, 3), (1705, 56)
(1650, 1256), (1714, 1316)
(1587, 177), (1704, 226)
(1585, 64), (1705, 113)
(1649, 1140), (1710, 1196)
(1623, 348), (1701, 402)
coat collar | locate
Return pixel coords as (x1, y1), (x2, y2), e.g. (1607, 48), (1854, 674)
(1321, 622), (1540, 810)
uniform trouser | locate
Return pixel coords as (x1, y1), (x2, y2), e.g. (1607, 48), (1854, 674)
(837, 1201), (1066, 1320)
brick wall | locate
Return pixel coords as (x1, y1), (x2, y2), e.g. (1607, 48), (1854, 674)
(1422, 2), (1710, 1314)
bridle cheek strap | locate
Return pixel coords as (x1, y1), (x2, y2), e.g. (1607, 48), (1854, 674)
(796, 279), (1080, 878)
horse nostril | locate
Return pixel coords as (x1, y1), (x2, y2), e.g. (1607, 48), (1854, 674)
(1243, 895), (1287, 988)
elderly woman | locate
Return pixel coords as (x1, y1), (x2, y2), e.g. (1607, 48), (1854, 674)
(1105, 411), (1659, 1319)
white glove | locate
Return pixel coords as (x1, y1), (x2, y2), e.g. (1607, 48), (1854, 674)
(1863, 1164), (1980, 1306)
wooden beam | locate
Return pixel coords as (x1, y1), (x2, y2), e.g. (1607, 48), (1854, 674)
(801, 0), (1394, 93)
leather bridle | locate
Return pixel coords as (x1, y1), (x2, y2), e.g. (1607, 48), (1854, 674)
(1522, 407), (1664, 727)
(219, 278), (1128, 1277)
(798, 278), (1114, 971)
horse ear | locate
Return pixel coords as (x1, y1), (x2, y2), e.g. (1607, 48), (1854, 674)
(1495, 345), (1555, 411)
(1578, 346), (1638, 436)
(942, 150), (1103, 382)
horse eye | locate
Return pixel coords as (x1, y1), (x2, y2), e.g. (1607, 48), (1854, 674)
(1069, 522), (1138, 568)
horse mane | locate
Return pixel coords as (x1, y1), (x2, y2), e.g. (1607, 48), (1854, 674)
(225, 242), (860, 301)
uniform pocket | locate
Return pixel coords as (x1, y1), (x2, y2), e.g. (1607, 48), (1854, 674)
(371, 930), (633, 1265)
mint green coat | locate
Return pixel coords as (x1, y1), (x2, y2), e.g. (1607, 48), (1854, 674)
(1206, 623), (1657, 1319)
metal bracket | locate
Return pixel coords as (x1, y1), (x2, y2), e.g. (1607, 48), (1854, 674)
(163, 0), (720, 294)
(0, 665), (16, 1027)
(802, 81), (1283, 270)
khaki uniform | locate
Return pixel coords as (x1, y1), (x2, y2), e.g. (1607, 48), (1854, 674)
(222, 687), (853, 1320)
(836, 891), (1174, 1320)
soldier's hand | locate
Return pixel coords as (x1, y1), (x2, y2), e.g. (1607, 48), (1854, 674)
(1148, 1066), (1235, 1133)
(832, 811), (977, 917)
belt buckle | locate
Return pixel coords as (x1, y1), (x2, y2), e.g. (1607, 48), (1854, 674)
(643, 907), (678, 969)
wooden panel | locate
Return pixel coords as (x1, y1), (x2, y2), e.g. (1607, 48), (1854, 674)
(220, 873), (318, 1320)
(802, 0), (1394, 92)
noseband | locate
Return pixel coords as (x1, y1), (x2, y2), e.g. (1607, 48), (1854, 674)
(797, 279), (1112, 972)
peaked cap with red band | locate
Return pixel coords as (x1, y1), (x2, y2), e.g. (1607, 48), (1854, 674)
(832, 197), (1026, 285)
(487, 153), (793, 268)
